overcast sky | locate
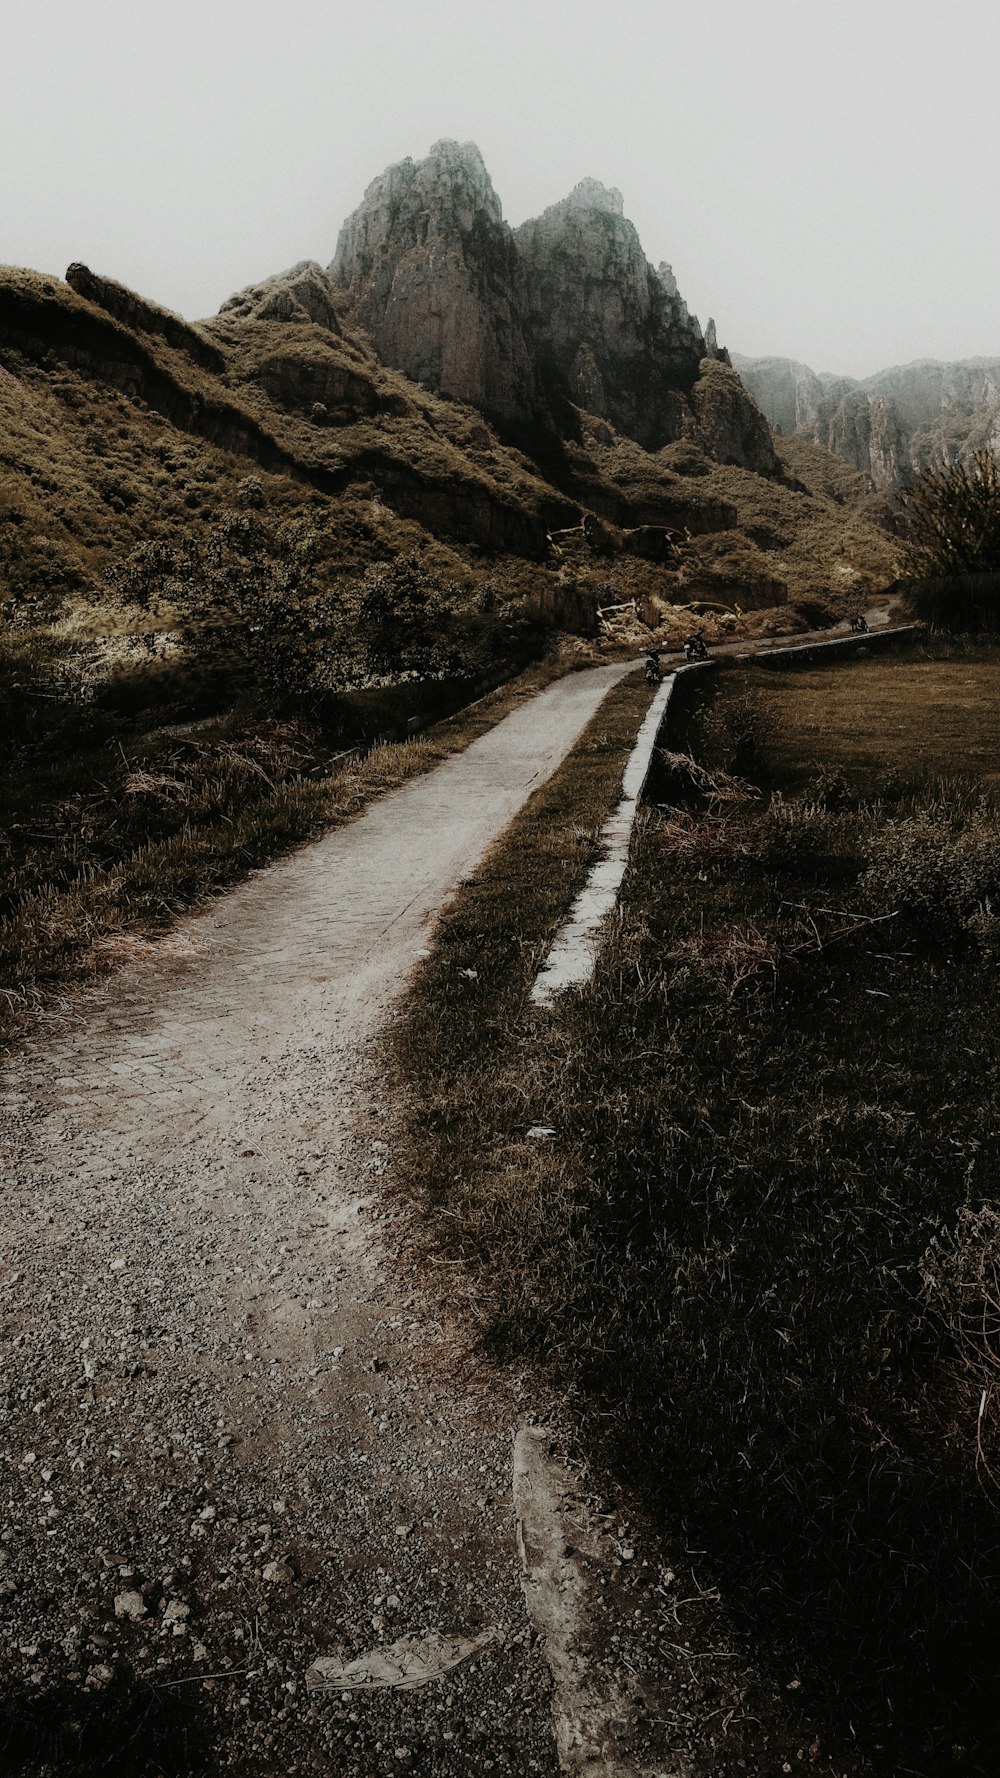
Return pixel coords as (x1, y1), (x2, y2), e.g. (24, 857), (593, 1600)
(3, 0), (997, 378)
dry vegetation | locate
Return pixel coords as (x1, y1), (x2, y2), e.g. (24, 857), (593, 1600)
(0, 635), (577, 1050)
(724, 639), (1000, 790)
(1, 258), (905, 1033)
(391, 646), (1000, 1778)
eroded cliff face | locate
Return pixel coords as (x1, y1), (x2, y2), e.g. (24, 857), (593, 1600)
(729, 354), (826, 440)
(735, 351), (1000, 487)
(818, 388), (907, 488)
(514, 179), (705, 449)
(330, 140), (539, 425)
(330, 141), (777, 476)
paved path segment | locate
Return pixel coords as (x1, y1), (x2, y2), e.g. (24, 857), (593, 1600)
(0, 662), (634, 1777)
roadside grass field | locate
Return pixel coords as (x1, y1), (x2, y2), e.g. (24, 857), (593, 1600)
(732, 638), (1000, 790)
(392, 643), (1000, 1778)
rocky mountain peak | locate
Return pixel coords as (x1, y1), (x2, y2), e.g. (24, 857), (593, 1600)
(330, 138), (536, 422)
(561, 177), (625, 216)
(325, 140), (776, 473)
(514, 177), (706, 449)
(423, 138), (501, 222)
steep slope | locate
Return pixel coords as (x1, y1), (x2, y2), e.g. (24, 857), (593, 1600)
(330, 140), (540, 427)
(513, 177), (704, 447)
(2, 136), (907, 675)
(1, 251), (899, 640)
(735, 351), (1000, 487)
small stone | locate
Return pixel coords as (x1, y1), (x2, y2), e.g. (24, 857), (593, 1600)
(262, 1561), (294, 1585)
(526, 1126), (556, 1140)
(114, 1591), (147, 1621)
(619, 1545), (635, 1562)
(163, 1599), (190, 1623)
(109, 1258), (126, 1272)
(394, 1525), (411, 1540)
(85, 1664), (113, 1690)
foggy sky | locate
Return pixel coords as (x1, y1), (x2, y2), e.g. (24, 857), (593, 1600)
(3, 0), (998, 379)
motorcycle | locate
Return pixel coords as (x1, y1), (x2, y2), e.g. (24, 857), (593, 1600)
(850, 614), (870, 634)
(683, 635), (709, 662)
(643, 652), (663, 684)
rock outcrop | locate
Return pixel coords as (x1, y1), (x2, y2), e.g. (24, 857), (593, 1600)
(330, 140), (539, 425)
(514, 179), (705, 448)
(687, 359), (780, 477)
(734, 351), (1000, 486)
(65, 262), (225, 372)
(330, 141), (778, 476)
(219, 261), (344, 332)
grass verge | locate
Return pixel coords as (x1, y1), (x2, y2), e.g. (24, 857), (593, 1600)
(391, 646), (1000, 1778)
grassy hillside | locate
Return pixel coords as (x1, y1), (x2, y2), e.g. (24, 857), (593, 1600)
(1, 261), (903, 633)
(1, 259), (906, 1027)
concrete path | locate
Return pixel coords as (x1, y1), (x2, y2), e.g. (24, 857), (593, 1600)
(0, 662), (633, 1777)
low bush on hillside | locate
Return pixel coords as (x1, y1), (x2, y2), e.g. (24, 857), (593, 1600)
(394, 667), (1000, 1776)
(897, 449), (1000, 628)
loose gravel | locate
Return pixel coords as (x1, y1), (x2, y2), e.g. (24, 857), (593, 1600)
(0, 666), (634, 1777)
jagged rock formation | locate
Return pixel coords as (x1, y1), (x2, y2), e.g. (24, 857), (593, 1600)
(0, 258), (903, 642)
(0, 143), (904, 636)
(330, 140), (539, 425)
(514, 178), (705, 448)
(331, 140), (776, 474)
(734, 351), (1000, 487)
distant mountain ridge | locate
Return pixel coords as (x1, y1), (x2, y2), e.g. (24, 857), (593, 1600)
(733, 351), (1000, 488)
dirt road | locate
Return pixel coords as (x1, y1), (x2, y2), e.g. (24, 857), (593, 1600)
(0, 663), (636, 1777)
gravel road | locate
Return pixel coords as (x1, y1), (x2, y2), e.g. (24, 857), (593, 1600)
(0, 663), (634, 1777)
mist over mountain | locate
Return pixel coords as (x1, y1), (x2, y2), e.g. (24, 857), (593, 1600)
(733, 352), (1000, 489)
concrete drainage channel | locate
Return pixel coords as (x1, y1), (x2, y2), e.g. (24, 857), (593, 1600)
(517, 621), (927, 1773)
(531, 662), (709, 1008)
(532, 624), (924, 1008)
